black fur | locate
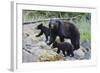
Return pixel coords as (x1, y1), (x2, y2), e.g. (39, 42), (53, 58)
(52, 41), (74, 57)
(48, 19), (80, 50)
(36, 23), (50, 42)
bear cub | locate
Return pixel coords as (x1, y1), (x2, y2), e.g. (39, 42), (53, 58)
(52, 41), (74, 57)
(36, 23), (50, 42)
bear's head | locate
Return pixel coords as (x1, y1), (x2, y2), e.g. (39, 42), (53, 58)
(36, 23), (43, 29)
(49, 19), (62, 31)
(52, 41), (58, 48)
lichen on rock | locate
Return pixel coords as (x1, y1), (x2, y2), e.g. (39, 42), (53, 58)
(38, 49), (64, 62)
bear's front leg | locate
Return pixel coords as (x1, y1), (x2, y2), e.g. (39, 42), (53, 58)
(36, 31), (43, 37)
(47, 35), (56, 45)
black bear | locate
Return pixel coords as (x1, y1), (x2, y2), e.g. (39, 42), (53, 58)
(52, 41), (74, 57)
(36, 23), (50, 42)
(47, 19), (80, 50)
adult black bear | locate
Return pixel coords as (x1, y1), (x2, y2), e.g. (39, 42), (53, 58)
(36, 23), (50, 42)
(47, 19), (80, 50)
(52, 41), (74, 57)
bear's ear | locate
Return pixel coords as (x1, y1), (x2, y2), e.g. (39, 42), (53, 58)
(57, 20), (63, 25)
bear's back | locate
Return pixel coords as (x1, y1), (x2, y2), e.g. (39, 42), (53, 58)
(63, 21), (80, 38)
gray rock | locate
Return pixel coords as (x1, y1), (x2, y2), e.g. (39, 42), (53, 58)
(37, 41), (51, 49)
(84, 51), (91, 59)
(80, 46), (88, 53)
(22, 49), (39, 62)
(23, 37), (33, 49)
(81, 39), (91, 51)
(74, 49), (85, 59)
(65, 56), (76, 60)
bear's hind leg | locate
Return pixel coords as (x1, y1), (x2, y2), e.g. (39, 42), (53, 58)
(69, 49), (74, 57)
(71, 39), (80, 50)
(47, 35), (56, 45)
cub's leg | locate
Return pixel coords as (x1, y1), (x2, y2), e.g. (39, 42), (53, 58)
(36, 31), (43, 37)
(62, 50), (66, 57)
(70, 50), (74, 57)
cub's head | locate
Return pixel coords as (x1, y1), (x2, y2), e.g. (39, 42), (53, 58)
(52, 41), (58, 48)
(36, 23), (43, 29)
